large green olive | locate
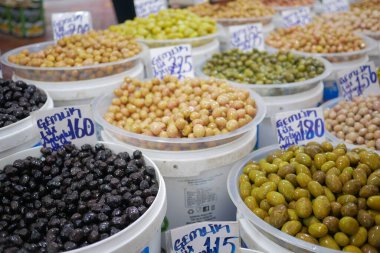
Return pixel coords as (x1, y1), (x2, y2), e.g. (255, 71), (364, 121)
(339, 217), (360, 235)
(359, 185), (379, 198)
(343, 179), (362, 195)
(368, 225), (380, 248)
(350, 227), (368, 247)
(296, 197), (312, 218)
(281, 220), (302, 236)
(308, 180), (324, 198)
(312, 196), (331, 219)
(278, 180), (295, 201)
(296, 233), (318, 244)
(334, 232), (350, 247)
(309, 223), (328, 238)
(367, 196), (380, 211)
(326, 173), (343, 193)
(319, 235), (340, 250)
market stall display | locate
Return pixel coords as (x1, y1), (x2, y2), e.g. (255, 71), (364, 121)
(188, 0), (275, 26)
(0, 142), (167, 253)
(261, 0), (315, 10)
(351, 0), (380, 11)
(322, 95), (380, 152)
(0, 79), (53, 158)
(228, 142), (380, 253)
(94, 76), (265, 228)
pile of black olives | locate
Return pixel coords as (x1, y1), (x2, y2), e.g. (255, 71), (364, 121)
(0, 143), (159, 252)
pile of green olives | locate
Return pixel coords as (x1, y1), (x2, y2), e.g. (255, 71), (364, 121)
(239, 142), (380, 252)
(202, 49), (325, 85)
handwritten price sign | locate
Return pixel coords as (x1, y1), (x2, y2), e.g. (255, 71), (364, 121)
(229, 23), (264, 52)
(170, 222), (240, 253)
(322, 0), (349, 13)
(32, 105), (97, 151)
(275, 108), (326, 150)
(338, 62), (380, 101)
(281, 7), (312, 28)
(52, 11), (92, 40)
(150, 44), (194, 80)
(134, 0), (167, 18)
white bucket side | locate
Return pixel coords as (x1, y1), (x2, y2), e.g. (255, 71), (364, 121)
(192, 39), (220, 67)
(0, 142), (167, 253)
(257, 82), (323, 148)
(0, 91), (53, 152)
(102, 130), (257, 229)
(238, 212), (292, 253)
(15, 62), (144, 106)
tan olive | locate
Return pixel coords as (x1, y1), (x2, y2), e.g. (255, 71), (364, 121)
(305, 145), (323, 159)
(326, 173), (343, 193)
(367, 196), (380, 211)
(331, 202), (342, 217)
(343, 245), (364, 253)
(309, 223), (328, 238)
(350, 227), (368, 247)
(267, 191), (286, 206)
(296, 233), (318, 244)
(341, 202), (359, 217)
(358, 198), (367, 210)
(278, 180), (295, 202)
(358, 210), (374, 228)
(319, 235), (340, 250)
(343, 179), (362, 195)
(296, 197), (312, 218)
(368, 225), (380, 248)
(268, 204), (288, 229)
(281, 220), (302, 236)
(361, 243), (379, 253)
(360, 185), (379, 198)
(335, 232), (350, 247)
(308, 180), (324, 198)
(312, 196), (331, 219)
(339, 217), (360, 236)
(312, 170), (326, 185)
(323, 216), (340, 234)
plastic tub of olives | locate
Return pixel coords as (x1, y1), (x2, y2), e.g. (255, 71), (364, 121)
(320, 97), (380, 155)
(266, 33), (378, 64)
(270, 3), (315, 11)
(1, 41), (147, 82)
(216, 15), (274, 27)
(227, 144), (349, 253)
(198, 55), (332, 97)
(137, 25), (222, 49)
(92, 81), (266, 151)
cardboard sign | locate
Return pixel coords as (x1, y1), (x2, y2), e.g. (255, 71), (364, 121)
(229, 23), (264, 52)
(169, 222), (240, 253)
(338, 62), (380, 101)
(32, 105), (97, 151)
(134, 0), (167, 17)
(275, 108), (326, 150)
(52, 11), (92, 40)
(322, 0), (349, 13)
(281, 7), (312, 27)
(150, 44), (194, 80)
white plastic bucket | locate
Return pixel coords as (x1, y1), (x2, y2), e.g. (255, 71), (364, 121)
(102, 129), (257, 229)
(192, 39), (220, 67)
(0, 141), (167, 253)
(0, 88), (53, 157)
(241, 248), (264, 253)
(257, 82), (324, 148)
(14, 62), (145, 107)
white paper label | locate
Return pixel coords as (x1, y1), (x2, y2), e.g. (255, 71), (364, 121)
(193, 0), (207, 3)
(150, 44), (194, 80)
(134, 0), (167, 17)
(281, 7), (312, 27)
(338, 62), (380, 101)
(170, 222), (240, 253)
(229, 23), (264, 52)
(322, 0), (349, 13)
(275, 108), (326, 150)
(52, 11), (92, 40)
(32, 105), (97, 151)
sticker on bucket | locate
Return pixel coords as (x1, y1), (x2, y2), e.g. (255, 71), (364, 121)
(337, 61), (380, 101)
(134, 0), (167, 18)
(32, 105), (97, 151)
(321, 0), (349, 13)
(275, 108), (326, 150)
(281, 7), (311, 28)
(168, 222), (241, 253)
(228, 23), (264, 52)
(52, 11), (92, 40)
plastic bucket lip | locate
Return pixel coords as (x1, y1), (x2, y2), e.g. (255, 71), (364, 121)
(91, 79), (266, 149)
(265, 33), (377, 60)
(1, 41), (148, 72)
(198, 53), (332, 94)
(320, 97), (380, 155)
(0, 141), (166, 253)
(227, 144), (344, 253)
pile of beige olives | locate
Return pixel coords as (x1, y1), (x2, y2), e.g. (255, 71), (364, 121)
(239, 142), (380, 252)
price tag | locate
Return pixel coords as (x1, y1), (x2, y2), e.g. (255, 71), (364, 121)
(322, 0), (349, 13)
(32, 105), (97, 151)
(275, 108), (326, 150)
(229, 23), (264, 52)
(281, 7), (312, 28)
(150, 44), (194, 80)
(338, 62), (380, 101)
(134, 0), (167, 18)
(193, 0), (207, 3)
(169, 222), (240, 253)
(52, 11), (92, 40)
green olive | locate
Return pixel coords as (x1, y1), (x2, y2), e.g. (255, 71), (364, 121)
(294, 188), (310, 200)
(244, 196), (258, 211)
(350, 227), (368, 247)
(359, 185), (379, 198)
(343, 179), (362, 195)
(240, 181), (251, 199)
(277, 164), (295, 179)
(368, 225), (380, 248)
(312, 196), (331, 219)
(321, 161), (336, 172)
(296, 173), (312, 188)
(281, 220), (302, 236)
(319, 235), (340, 250)
(308, 180), (324, 198)
(367, 196), (380, 211)
(335, 232), (350, 247)
(342, 245), (364, 253)
(361, 243), (379, 253)
(326, 173), (343, 193)
(314, 153), (327, 169)
(296, 233), (318, 244)
(267, 191), (286, 206)
(268, 204), (288, 229)
(341, 202), (359, 217)
(278, 180), (295, 202)
(296, 197), (312, 219)
(309, 223), (328, 238)
(323, 216), (340, 234)
(336, 155), (351, 171)
(339, 217), (360, 236)
(296, 153), (312, 167)
(287, 208), (298, 221)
